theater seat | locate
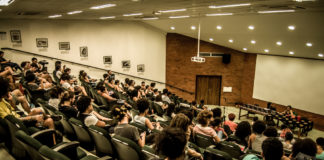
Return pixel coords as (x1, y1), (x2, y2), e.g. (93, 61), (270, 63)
(215, 141), (243, 159)
(111, 135), (144, 160)
(39, 145), (70, 160)
(194, 133), (215, 149)
(56, 111), (76, 140)
(69, 118), (94, 151)
(130, 122), (149, 133)
(88, 125), (115, 158)
(204, 147), (232, 160)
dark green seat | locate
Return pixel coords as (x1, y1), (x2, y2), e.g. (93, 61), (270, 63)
(194, 133), (215, 149)
(69, 118), (94, 151)
(204, 147), (232, 160)
(112, 135), (144, 160)
(39, 145), (70, 160)
(215, 141), (243, 159)
(88, 125), (116, 158)
(152, 103), (164, 116)
(56, 110), (77, 140)
(15, 130), (43, 160)
(130, 122), (149, 134)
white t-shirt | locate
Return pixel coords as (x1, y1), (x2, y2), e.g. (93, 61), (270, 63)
(133, 115), (147, 125)
(56, 71), (62, 79)
(162, 95), (172, 104)
(62, 82), (71, 89)
(48, 98), (60, 110)
(84, 112), (98, 127)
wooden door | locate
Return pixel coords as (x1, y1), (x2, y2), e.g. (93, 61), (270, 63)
(195, 76), (221, 105)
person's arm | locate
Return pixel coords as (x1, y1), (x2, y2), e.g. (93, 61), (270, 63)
(93, 111), (111, 121)
(213, 135), (221, 143)
(95, 120), (106, 127)
(102, 93), (117, 101)
(187, 148), (203, 160)
(138, 132), (146, 147)
(248, 134), (256, 149)
(145, 118), (155, 130)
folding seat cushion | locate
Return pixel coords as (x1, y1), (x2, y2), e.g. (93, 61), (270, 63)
(38, 145), (70, 160)
(111, 135), (144, 160)
(194, 133), (215, 149)
(69, 118), (94, 151)
(88, 125), (116, 158)
(215, 141), (243, 159)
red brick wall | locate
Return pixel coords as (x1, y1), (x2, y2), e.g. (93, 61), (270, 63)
(166, 33), (324, 131)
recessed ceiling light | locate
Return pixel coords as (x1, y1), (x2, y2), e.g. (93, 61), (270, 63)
(288, 25), (295, 30)
(123, 13), (143, 16)
(209, 3), (251, 9)
(0, 0), (15, 6)
(289, 51), (294, 55)
(264, 49), (269, 53)
(142, 17), (159, 20)
(229, 39), (234, 43)
(306, 42), (312, 47)
(67, 11), (83, 15)
(243, 48), (247, 51)
(318, 53), (324, 57)
(209, 38), (214, 41)
(206, 13), (233, 16)
(248, 25), (254, 30)
(251, 40), (256, 44)
(159, 8), (186, 13)
(191, 26), (196, 30)
(48, 14), (62, 18)
(0, 9), (2, 12)
(216, 25), (222, 30)
(276, 41), (282, 46)
(90, 4), (116, 10)
(258, 10), (295, 14)
(169, 15), (190, 19)
(170, 26), (175, 30)
(99, 16), (116, 19)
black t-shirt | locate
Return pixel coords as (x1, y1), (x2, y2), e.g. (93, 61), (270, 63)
(0, 57), (6, 62)
(59, 105), (78, 119)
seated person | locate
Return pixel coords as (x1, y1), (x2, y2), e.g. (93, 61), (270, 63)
(59, 91), (78, 119)
(291, 138), (317, 159)
(114, 80), (125, 93)
(193, 110), (220, 143)
(210, 118), (228, 140)
(248, 120), (267, 152)
(281, 105), (296, 119)
(282, 132), (294, 150)
(133, 98), (161, 131)
(163, 103), (176, 121)
(198, 99), (206, 110)
(279, 124), (292, 139)
(212, 107), (222, 118)
(154, 95), (168, 110)
(48, 86), (64, 110)
(224, 113), (238, 132)
(161, 89), (172, 104)
(232, 121), (252, 148)
(112, 105), (146, 147)
(0, 51), (22, 71)
(76, 96), (111, 127)
(60, 73), (87, 96)
(316, 137), (324, 160)
(96, 81), (117, 102)
(25, 71), (52, 90)
(8, 89), (33, 114)
(155, 127), (187, 160)
(263, 126), (278, 138)
(127, 80), (135, 91)
(79, 71), (96, 83)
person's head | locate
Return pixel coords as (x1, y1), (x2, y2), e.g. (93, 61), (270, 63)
(79, 70), (84, 77)
(141, 81), (145, 86)
(55, 61), (61, 67)
(76, 96), (92, 113)
(103, 74), (109, 80)
(25, 72), (37, 82)
(107, 70), (112, 75)
(111, 105), (129, 122)
(155, 127), (187, 160)
(153, 89), (158, 94)
(287, 105), (292, 110)
(200, 99), (205, 104)
(64, 68), (71, 74)
(166, 103), (176, 117)
(262, 137), (283, 160)
(96, 81), (106, 92)
(210, 118), (222, 128)
(316, 137), (324, 153)
(292, 138), (317, 158)
(60, 73), (71, 82)
(137, 98), (150, 114)
(169, 113), (191, 132)
(285, 132), (293, 142)
(179, 110), (194, 124)
(55, 65), (61, 71)
(263, 126), (277, 137)
(253, 116), (259, 122)
(196, 110), (213, 126)
(191, 101), (196, 106)
(280, 124), (288, 130)
(211, 108), (222, 118)
(60, 91), (75, 105)
(49, 86), (64, 99)
(115, 80), (120, 85)
(130, 89), (139, 99)
(30, 63), (38, 70)
(128, 80), (135, 86)
(252, 120), (266, 134)
(150, 82), (156, 88)
(162, 89), (168, 95)
(0, 51), (4, 57)
(235, 121), (252, 140)
(0, 77), (10, 98)
(155, 95), (162, 102)
(31, 57), (37, 63)
(20, 61), (31, 70)
(228, 113), (236, 121)
(125, 78), (129, 84)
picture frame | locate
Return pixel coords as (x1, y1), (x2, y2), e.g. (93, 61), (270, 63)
(59, 42), (70, 50)
(103, 56), (112, 64)
(36, 38), (48, 48)
(10, 30), (22, 43)
(80, 46), (88, 57)
(122, 60), (131, 68)
(137, 64), (145, 72)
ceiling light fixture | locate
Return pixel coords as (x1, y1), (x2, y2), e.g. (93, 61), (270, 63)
(288, 25), (295, 30)
(170, 26), (175, 30)
(48, 14), (62, 18)
(289, 51), (294, 55)
(216, 25), (222, 30)
(306, 42), (312, 47)
(0, 9), (2, 12)
(123, 13), (143, 16)
(248, 25), (254, 30)
(251, 40), (256, 44)
(264, 49), (269, 53)
(209, 38), (214, 41)
(243, 48), (247, 51)
(191, 26), (196, 30)
(67, 11), (83, 15)
(0, 0), (14, 6)
(318, 53), (324, 57)
(159, 8), (186, 13)
(90, 4), (116, 10)
(258, 10), (295, 14)
(276, 41), (282, 46)
(229, 39), (233, 43)
(99, 16), (116, 19)
(142, 17), (159, 20)
(206, 13), (233, 16)
(169, 15), (190, 19)
(209, 3), (251, 9)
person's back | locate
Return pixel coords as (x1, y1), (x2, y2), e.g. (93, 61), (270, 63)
(262, 137), (285, 160)
(250, 120), (267, 152)
(114, 123), (140, 143)
(133, 114), (147, 125)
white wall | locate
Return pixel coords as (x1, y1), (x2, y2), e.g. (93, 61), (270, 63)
(253, 55), (324, 115)
(0, 19), (166, 89)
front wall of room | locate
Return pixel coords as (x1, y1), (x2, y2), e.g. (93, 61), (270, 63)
(0, 19), (166, 85)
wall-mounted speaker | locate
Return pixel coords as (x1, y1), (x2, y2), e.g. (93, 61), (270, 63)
(222, 54), (231, 64)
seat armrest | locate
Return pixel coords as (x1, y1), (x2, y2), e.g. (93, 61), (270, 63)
(53, 141), (80, 152)
(97, 156), (113, 160)
(31, 129), (56, 139)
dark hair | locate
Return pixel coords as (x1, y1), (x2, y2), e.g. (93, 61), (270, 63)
(280, 124), (288, 130)
(155, 127), (186, 159)
(262, 137), (283, 160)
(200, 99), (205, 104)
(128, 80), (134, 86)
(141, 81), (145, 84)
(169, 113), (191, 132)
(59, 91), (74, 106)
(60, 73), (71, 81)
(162, 89), (168, 94)
(20, 61), (29, 68)
(25, 72), (36, 82)
(136, 98), (150, 113)
(153, 89), (158, 93)
(49, 86), (64, 98)
(115, 80), (119, 85)
(111, 105), (128, 121)
(0, 77), (10, 98)
(264, 126), (277, 137)
(316, 137), (324, 149)
(96, 81), (105, 92)
(130, 89), (139, 98)
(76, 96), (91, 113)
(55, 65), (61, 71)
(150, 83), (156, 87)
(191, 101), (196, 106)
(235, 121), (252, 142)
(155, 95), (162, 102)
(228, 113), (236, 121)
(197, 110), (213, 126)
(125, 78), (129, 84)
(252, 120), (266, 134)
(166, 103), (175, 117)
(55, 61), (61, 67)
(32, 57), (37, 61)
(179, 110), (194, 123)
(64, 68), (71, 73)
(30, 63), (38, 68)
(285, 132), (293, 141)
(212, 108), (222, 118)
(292, 138), (317, 157)
(0, 51), (3, 54)
(103, 74), (109, 79)
(253, 117), (259, 122)
(210, 118), (222, 127)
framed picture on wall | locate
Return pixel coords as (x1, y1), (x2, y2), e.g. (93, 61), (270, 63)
(103, 56), (112, 64)
(137, 64), (145, 72)
(122, 60), (130, 68)
(80, 46), (88, 57)
(59, 42), (70, 50)
(36, 38), (48, 48)
(10, 30), (22, 43)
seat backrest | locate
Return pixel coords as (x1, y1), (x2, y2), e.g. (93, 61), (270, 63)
(88, 125), (116, 157)
(194, 133), (215, 149)
(55, 111), (76, 140)
(204, 147), (232, 160)
(153, 103), (164, 116)
(215, 141), (243, 159)
(68, 118), (94, 151)
(39, 145), (70, 160)
(130, 122), (149, 134)
(112, 135), (143, 160)
(15, 130), (45, 160)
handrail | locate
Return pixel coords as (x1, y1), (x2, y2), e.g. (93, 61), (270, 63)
(1, 47), (194, 95)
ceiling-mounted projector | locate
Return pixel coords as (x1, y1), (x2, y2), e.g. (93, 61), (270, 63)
(191, 56), (205, 63)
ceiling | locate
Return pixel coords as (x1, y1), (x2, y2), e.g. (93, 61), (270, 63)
(1, 0), (324, 59)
